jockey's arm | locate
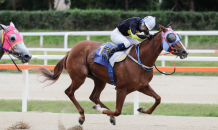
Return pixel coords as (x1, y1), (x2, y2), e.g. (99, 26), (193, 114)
(129, 25), (149, 40)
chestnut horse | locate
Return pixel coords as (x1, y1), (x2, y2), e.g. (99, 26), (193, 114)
(37, 24), (188, 125)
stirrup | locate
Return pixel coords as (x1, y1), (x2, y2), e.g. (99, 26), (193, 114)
(103, 53), (109, 60)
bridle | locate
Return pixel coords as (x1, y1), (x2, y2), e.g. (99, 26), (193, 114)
(151, 22), (178, 75)
(1, 27), (22, 71)
(1, 28), (21, 56)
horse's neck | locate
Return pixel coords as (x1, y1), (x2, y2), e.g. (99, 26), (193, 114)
(139, 35), (163, 67)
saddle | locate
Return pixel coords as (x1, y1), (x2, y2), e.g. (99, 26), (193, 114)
(94, 42), (133, 85)
(114, 46), (132, 62)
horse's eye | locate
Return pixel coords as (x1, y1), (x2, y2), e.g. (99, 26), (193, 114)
(166, 33), (176, 43)
(9, 34), (17, 42)
(11, 37), (16, 42)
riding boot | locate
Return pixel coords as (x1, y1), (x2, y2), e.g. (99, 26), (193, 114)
(103, 43), (126, 60)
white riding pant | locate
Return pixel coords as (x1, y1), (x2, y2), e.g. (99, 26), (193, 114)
(110, 28), (140, 48)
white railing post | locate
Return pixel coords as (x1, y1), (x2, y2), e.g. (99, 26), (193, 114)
(134, 91), (139, 115)
(64, 33), (69, 49)
(185, 35), (188, 48)
(40, 35), (43, 47)
(87, 35), (90, 40)
(44, 51), (47, 65)
(22, 63), (28, 112)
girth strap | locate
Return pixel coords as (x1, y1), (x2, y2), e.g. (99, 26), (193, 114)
(108, 63), (116, 85)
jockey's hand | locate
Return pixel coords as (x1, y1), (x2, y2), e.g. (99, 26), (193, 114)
(148, 34), (154, 40)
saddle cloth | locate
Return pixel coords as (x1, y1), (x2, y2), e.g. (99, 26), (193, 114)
(94, 42), (132, 67)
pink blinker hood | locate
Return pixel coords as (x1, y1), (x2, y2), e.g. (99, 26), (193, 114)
(1, 26), (23, 53)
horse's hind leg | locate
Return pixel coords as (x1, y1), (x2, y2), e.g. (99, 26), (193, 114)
(89, 77), (116, 125)
(137, 84), (161, 114)
(65, 71), (87, 125)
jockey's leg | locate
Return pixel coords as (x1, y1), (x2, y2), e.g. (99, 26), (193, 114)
(103, 28), (131, 60)
(125, 36), (141, 45)
(103, 43), (127, 60)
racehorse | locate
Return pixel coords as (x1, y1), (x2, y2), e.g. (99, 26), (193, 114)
(37, 24), (188, 125)
(0, 22), (32, 63)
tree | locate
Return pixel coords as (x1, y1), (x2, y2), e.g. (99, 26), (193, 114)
(47, 0), (54, 10)
(124, 0), (133, 11)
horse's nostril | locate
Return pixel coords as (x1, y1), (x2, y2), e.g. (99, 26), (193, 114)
(24, 55), (30, 58)
(182, 51), (187, 54)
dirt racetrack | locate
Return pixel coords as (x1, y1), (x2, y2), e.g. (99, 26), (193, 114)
(1, 112), (218, 130)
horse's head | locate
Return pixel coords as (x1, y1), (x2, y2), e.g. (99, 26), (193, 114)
(159, 24), (188, 59)
(0, 22), (32, 63)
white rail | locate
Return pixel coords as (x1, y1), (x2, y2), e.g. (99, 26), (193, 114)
(2, 55), (218, 61)
(20, 31), (218, 48)
(26, 48), (218, 65)
(27, 48), (218, 53)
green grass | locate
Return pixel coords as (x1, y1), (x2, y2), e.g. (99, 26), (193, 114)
(0, 100), (218, 117)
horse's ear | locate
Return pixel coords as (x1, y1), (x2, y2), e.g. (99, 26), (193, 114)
(0, 24), (9, 31)
(10, 22), (15, 28)
(159, 24), (167, 32)
(159, 24), (164, 30)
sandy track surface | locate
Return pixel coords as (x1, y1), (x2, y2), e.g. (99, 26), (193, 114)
(0, 112), (218, 130)
(0, 73), (217, 104)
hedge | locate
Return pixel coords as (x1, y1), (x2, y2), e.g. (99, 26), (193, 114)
(0, 9), (218, 31)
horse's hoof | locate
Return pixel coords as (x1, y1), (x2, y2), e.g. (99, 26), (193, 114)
(110, 118), (116, 125)
(92, 105), (97, 109)
(137, 107), (144, 112)
(78, 118), (84, 125)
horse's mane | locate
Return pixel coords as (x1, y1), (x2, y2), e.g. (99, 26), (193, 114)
(139, 31), (160, 46)
(139, 38), (151, 46)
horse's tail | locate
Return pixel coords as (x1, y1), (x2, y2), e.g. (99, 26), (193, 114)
(37, 52), (69, 85)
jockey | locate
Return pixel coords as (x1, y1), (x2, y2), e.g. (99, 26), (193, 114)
(103, 16), (156, 60)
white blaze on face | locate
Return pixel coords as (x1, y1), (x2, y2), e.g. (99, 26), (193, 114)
(179, 41), (188, 53)
(14, 42), (28, 53)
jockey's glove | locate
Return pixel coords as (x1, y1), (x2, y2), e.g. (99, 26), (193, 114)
(148, 34), (154, 40)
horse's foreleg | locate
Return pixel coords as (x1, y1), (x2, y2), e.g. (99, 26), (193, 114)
(93, 88), (127, 125)
(137, 84), (161, 114)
